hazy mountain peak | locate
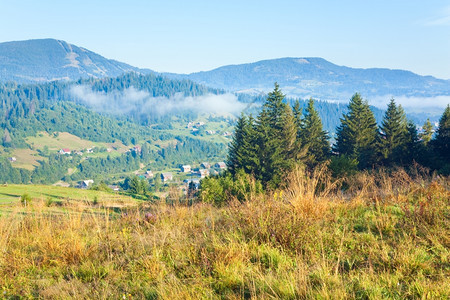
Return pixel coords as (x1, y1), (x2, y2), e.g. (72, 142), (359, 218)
(0, 39), (151, 83)
(1, 39), (449, 107)
(165, 57), (450, 102)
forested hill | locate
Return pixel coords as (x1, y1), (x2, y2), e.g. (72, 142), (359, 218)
(166, 57), (450, 101)
(0, 39), (152, 83)
(0, 73), (229, 185)
(0, 72), (221, 147)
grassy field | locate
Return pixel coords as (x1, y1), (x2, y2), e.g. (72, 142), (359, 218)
(0, 184), (133, 205)
(26, 131), (104, 151)
(10, 148), (45, 170)
(25, 131), (129, 154)
(0, 168), (448, 299)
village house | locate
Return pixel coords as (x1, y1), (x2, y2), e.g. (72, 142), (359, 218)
(215, 162), (227, 169)
(184, 178), (200, 189)
(144, 170), (154, 179)
(222, 131), (232, 137)
(108, 185), (120, 191)
(79, 179), (94, 189)
(161, 172), (173, 182)
(8, 157), (16, 162)
(59, 148), (71, 155)
(181, 165), (191, 173)
(74, 150), (83, 156)
(201, 162), (211, 169)
(132, 146), (141, 153)
(198, 169), (210, 178)
(86, 148), (94, 153)
(206, 130), (216, 135)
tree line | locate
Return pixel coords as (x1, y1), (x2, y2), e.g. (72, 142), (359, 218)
(227, 84), (450, 188)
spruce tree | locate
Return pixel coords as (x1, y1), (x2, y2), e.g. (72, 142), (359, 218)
(129, 176), (142, 194)
(292, 100), (303, 129)
(433, 105), (450, 163)
(420, 118), (434, 146)
(404, 120), (422, 164)
(292, 100), (308, 161)
(300, 98), (330, 168)
(227, 114), (249, 175)
(227, 114), (258, 176)
(378, 99), (408, 165)
(2, 128), (12, 146)
(254, 107), (272, 184)
(334, 93), (378, 169)
(280, 104), (298, 166)
(254, 83), (298, 187)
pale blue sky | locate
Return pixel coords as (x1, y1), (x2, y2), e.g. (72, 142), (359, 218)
(0, 0), (449, 78)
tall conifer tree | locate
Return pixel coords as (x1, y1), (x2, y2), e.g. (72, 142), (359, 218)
(227, 114), (249, 175)
(433, 105), (450, 163)
(378, 99), (408, 165)
(227, 114), (258, 175)
(404, 120), (422, 164)
(280, 104), (298, 165)
(300, 98), (330, 168)
(256, 83), (289, 186)
(420, 118), (434, 146)
(253, 83), (298, 186)
(292, 100), (303, 129)
(292, 100), (308, 161)
(334, 93), (378, 169)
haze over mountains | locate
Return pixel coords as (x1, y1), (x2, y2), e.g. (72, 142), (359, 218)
(0, 39), (449, 108)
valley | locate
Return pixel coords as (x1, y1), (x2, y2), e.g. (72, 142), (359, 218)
(0, 36), (448, 299)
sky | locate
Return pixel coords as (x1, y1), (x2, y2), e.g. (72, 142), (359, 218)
(0, 0), (449, 79)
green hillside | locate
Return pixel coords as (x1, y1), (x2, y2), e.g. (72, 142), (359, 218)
(0, 73), (231, 185)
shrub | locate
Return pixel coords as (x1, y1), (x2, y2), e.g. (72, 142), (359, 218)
(20, 193), (32, 206)
(200, 170), (263, 206)
(45, 197), (54, 207)
(329, 155), (358, 178)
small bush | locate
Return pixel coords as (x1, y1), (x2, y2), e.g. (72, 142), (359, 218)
(329, 155), (358, 178)
(45, 197), (54, 207)
(20, 193), (32, 206)
(200, 170), (263, 206)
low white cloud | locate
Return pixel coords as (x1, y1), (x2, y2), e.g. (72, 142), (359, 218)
(70, 85), (247, 116)
(369, 95), (450, 111)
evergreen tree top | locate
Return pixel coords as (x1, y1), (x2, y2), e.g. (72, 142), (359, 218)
(334, 93), (378, 168)
(438, 104), (450, 132)
(433, 104), (450, 162)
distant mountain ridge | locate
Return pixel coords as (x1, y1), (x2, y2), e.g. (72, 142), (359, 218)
(0, 39), (152, 83)
(166, 57), (450, 101)
(0, 39), (449, 104)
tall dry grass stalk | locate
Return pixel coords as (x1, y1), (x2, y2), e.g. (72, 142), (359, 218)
(283, 163), (343, 219)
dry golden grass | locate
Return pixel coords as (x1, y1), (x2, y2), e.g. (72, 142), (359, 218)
(0, 167), (449, 299)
